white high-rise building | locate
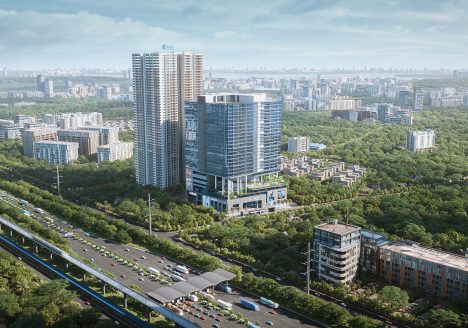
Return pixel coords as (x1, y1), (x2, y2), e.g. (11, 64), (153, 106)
(97, 142), (133, 163)
(34, 141), (79, 164)
(406, 130), (435, 153)
(132, 50), (203, 188)
(288, 136), (310, 153)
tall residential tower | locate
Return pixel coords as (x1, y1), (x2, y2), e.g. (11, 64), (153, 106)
(132, 51), (203, 188)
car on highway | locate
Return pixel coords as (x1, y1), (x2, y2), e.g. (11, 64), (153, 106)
(120, 275), (126, 278)
(90, 258), (95, 262)
(340, 302), (347, 307)
(138, 277), (144, 281)
(141, 255), (146, 259)
(125, 248), (130, 252)
(83, 248), (88, 252)
(266, 321), (274, 326)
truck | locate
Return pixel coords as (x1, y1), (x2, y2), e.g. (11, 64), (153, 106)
(217, 283), (232, 294)
(247, 322), (262, 328)
(148, 267), (160, 276)
(22, 210), (31, 217)
(175, 265), (190, 274)
(171, 274), (186, 282)
(240, 298), (260, 311)
(260, 297), (279, 309)
(216, 299), (233, 310)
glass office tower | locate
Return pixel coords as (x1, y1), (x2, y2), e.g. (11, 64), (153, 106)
(185, 94), (286, 215)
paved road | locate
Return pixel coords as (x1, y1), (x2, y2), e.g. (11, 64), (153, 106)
(0, 191), (319, 328)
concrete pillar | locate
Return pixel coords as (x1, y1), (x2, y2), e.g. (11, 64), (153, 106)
(22, 237), (25, 245)
(124, 295), (128, 309)
(102, 284), (106, 296)
(65, 261), (69, 269)
(49, 253), (53, 260)
(0, 223), (2, 231)
(148, 310), (152, 322)
(10, 229), (13, 237)
(83, 273), (86, 282)
(214, 176), (217, 190)
(35, 245), (39, 253)
(237, 177), (240, 194)
(222, 177), (225, 195)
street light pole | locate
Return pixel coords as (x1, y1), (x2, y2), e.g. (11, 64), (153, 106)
(306, 242), (311, 295)
(148, 193), (152, 235)
(56, 165), (61, 197)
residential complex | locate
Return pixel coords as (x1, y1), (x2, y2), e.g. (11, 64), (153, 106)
(378, 241), (468, 299)
(97, 142), (134, 163)
(132, 51), (203, 188)
(79, 126), (119, 145)
(281, 155), (323, 177)
(312, 221), (362, 284)
(22, 127), (58, 157)
(406, 130), (436, 153)
(34, 141), (79, 164)
(185, 93), (286, 215)
(310, 162), (345, 181)
(331, 165), (366, 187)
(287, 136), (310, 153)
(311, 227), (468, 300)
(57, 129), (99, 156)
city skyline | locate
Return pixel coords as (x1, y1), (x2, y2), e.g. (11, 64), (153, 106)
(1, 0), (467, 69)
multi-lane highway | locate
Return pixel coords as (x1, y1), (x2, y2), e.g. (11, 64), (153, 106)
(0, 190), (320, 328)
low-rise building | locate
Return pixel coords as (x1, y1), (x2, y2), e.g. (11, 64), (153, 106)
(310, 162), (345, 181)
(97, 142), (133, 163)
(313, 221), (362, 284)
(281, 155), (323, 177)
(34, 141), (79, 164)
(332, 165), (366, 187)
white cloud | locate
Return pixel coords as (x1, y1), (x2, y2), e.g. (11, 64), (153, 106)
(0, 9), (193, 67)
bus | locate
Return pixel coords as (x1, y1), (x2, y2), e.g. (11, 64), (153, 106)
(171, 274), (186, 282)
(216, 299), (233, 310)
(217, 283), (232, 294)
(260, 297), (279, 309)
(198, 291), (216, 301)
(187, 294), (199, 302)
(240, 298), (259, 311)
(148, 267), (160, 276)
(175, 265), (190, 274)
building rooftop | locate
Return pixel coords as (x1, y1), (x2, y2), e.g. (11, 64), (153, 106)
(315, 221), (361, 235)
(380, 241), (468, 271)
(35, 140), (77, 146)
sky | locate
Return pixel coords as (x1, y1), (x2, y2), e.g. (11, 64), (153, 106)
(0, 0), (467, 69)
